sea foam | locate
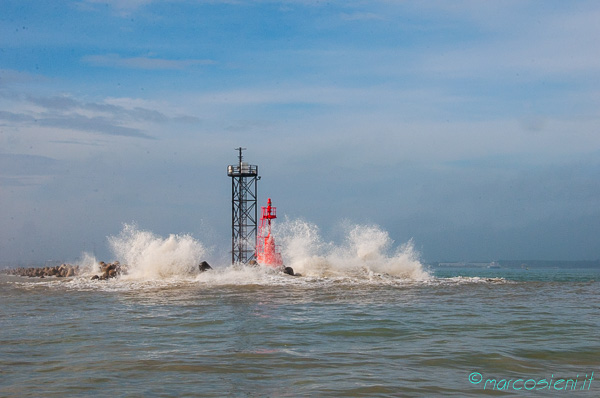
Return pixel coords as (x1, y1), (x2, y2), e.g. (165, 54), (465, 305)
(73, 220), (428, 285)
(274, 219), (429, 280)
(108, 223), (207, 280)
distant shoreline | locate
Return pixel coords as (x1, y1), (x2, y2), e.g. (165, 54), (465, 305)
(429, 260), (600, 269)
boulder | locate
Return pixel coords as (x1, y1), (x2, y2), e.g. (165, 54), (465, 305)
(199, 261), (212, 272)
(88, 261), (124, 281)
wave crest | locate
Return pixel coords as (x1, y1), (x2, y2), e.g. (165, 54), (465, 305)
(108, 223), (207, 279)
(274, 219), (429, 280)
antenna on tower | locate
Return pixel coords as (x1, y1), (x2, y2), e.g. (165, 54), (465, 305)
(236, 146), (246, 165)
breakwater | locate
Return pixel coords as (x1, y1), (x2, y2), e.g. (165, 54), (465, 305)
(2, 263), (80, 278)
(1, 261), (123, 280)
(2, 260), (213, 280)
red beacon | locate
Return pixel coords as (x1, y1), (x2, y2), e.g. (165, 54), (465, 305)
(256, 198), (283, 267)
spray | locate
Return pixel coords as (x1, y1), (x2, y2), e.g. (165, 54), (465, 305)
(108, 223), (207, 280)
(274, 219), (429, 280)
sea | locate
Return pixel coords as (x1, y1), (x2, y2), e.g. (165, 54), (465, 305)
(1, 222), (599, 397)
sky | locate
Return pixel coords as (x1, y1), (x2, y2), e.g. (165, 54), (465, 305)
(1, 0), (599, 265)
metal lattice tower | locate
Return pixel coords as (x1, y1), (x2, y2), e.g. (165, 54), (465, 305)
(227, 147), (260, 265)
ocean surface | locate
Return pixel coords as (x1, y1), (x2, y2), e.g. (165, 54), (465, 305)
(1, 225), (599, 397)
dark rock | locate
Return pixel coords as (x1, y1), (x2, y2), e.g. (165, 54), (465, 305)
(5, 260), (116, 280)
(89, 261), (123, 281)
(283, 266), (295, 276)
(199, 261), (212, 272)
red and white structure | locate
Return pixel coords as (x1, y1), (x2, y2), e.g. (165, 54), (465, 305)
(255, 198), (283, 267)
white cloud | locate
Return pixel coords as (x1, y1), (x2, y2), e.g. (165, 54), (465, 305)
(416, 5), (600, 77)
(340, 12), (386, 21)
(0, 69), (47, 85)
(0, 92), (203, 152)
(79, 0), (155, 16)
(82, 54), (216, 70)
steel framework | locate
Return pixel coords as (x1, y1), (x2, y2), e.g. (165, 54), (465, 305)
(227, 147), (259, 265)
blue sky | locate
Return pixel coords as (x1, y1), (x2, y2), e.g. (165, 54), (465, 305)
(1, 0), (599, 264)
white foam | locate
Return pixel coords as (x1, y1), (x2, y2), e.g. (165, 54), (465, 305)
(195, 264), (290, 286)
(77, 251), (100, 275)
(274, 219), (430, 280)
(36, 220), (431, 290)
(108, 223), (207, 280)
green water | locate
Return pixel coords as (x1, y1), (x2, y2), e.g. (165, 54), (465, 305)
(1, 267), (599, 397)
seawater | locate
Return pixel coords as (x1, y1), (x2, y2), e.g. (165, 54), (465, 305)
(1, 223), (599, 397)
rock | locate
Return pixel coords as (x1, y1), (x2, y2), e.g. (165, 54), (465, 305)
(199, 261), (212, 272)
(3, 260), (120, 280)
(283, 266), (295, 276)
(88, 261), (124, 281)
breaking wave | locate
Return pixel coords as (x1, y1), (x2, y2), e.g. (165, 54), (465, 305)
(274, 219), (429, 280)
(106, 223), (207, 280)
(68, 220), (429, 286)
